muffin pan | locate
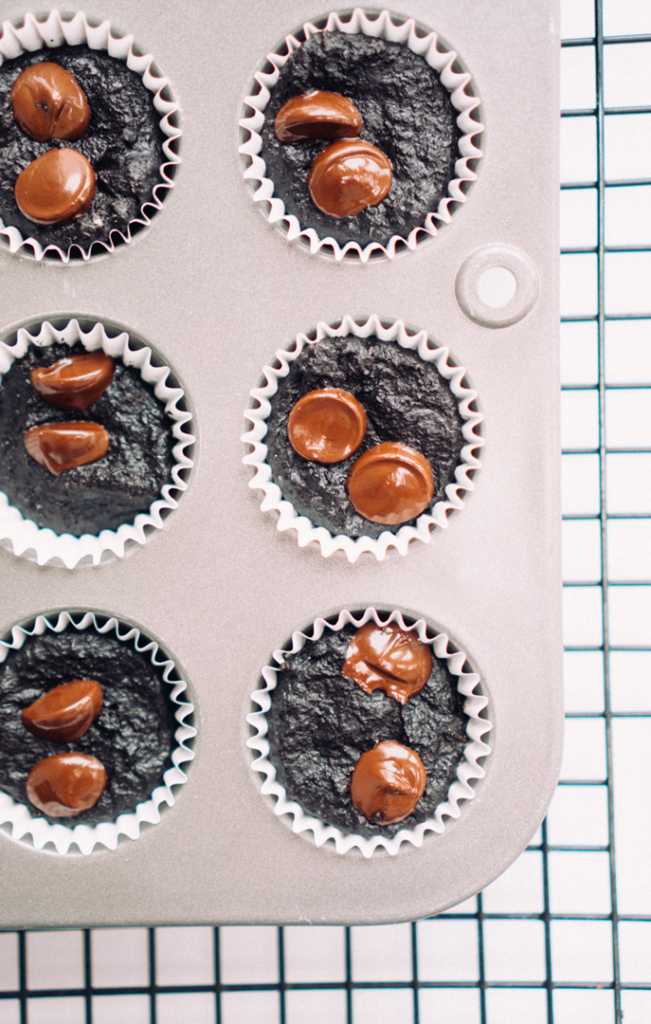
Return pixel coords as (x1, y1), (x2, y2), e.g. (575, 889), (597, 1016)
(0, 0), (561, 928)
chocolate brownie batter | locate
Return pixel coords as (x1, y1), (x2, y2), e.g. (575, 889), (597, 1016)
(265, 622), (470, 838)
(0, 342), (176, 537)
(0, 626), (176, 825)
(0, 46), (167, 254)
(263, 335), (466, 538)
(260, 31), (461, 248)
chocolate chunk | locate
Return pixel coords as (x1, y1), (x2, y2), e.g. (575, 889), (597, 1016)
(31, 353), (114, 411)
(275, 90), (362, 142)
(24, 421), (109, 475)
(307, 138), (391, 217)
(287, 388), (366, 463)
(22, 680), (103, 742)
(346, 442), (434, 524)
(342, 622), (432, 704)
(11, 62), (90, 142)
(350, 740), (426, 824)
(15, 148), (96, 225)
(26, 752), (106, 817)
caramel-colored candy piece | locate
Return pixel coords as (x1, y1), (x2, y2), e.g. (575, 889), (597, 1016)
(26, 752), (106, 818)
(31, 353), (114, 411)
(287, 388), (367, 463)
(22, 680), (103, 742)
(343, 622), (432, 704)
(346, 442), (434, 524)
(275, 90), (362, 143)
(350, 740), (426, 825)
(15, 148), (96, 226)
(11, 62), (90, 142)
(307, 139), (392, 218)
(24, 421), (109, 476)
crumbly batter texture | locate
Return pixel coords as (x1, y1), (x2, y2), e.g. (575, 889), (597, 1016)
(264, 335), (466, 538)
(0, 628), (176, 825)
(259, 31), (461, 248)
(0, 342), (175, 537)
(0, 46), (166, 253)
(266, 623), (470, 838)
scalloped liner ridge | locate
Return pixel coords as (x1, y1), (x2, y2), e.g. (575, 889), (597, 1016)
(247, 607), (492, 858)
(242, 314), (483, 562)
(0, 10), (181, 262)
(239, 7), (483, 262)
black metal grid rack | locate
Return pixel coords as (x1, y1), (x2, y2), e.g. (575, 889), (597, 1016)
(1, 0), (650, 1021)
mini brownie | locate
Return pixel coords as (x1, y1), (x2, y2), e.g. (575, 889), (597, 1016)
(0, 627), (176, 825)
(266, 622), (469, 838)
(260, 31), (461, 248)
(0, 46), (166, 254)
(0, 342), (176, 537)
(264, 334), (465, 538)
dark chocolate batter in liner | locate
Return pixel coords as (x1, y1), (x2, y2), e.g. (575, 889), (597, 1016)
(266, 622), (470, 839)
(0, 342), (176, 537)
(0, 45), (167, 254)
(260, 31), (462, 248)
(0, 627), (176, 826)
(264, 334), (466, 538)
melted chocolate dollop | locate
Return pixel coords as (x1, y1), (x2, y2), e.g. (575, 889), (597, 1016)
(346, 441), (434, 524)
(350, 740), (426, 825)
(275, 89), (362, 143)
(22, 679), (103, 743)
(287, 387), (366, 463)
(31, 353), (114, 411)
(343, 622), (432, 704)
(15, 148), (96, 225)
(11, 62), (90, 142)
(26, 752), (106, 817)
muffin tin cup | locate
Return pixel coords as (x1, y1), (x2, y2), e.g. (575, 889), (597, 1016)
(0, 317), (194, 568)
(239, 7), (483, 262)
(0, 10), (181, 262)
(247, 606), (492, 858)
(242, 313), (483, 562)
(0, 609), (195, 855)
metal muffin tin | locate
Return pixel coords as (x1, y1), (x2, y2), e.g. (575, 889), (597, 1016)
(0, 0), (561, 928)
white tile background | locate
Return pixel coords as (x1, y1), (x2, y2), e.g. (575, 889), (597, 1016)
(1, 0), (650, 1020)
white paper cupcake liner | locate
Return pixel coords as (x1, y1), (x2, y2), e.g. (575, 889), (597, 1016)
(0, 10), (181, 262)
(242, 314), (483, 562)
(239, 8), (483, 262)
(247, 607), (491, 858)
(0, 610), (196, 855)
(0, 317), (194, 568)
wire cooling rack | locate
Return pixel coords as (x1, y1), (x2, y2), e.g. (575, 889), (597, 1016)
(1, 0), (650, 1021)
